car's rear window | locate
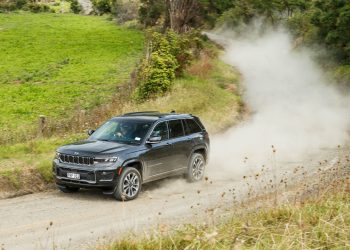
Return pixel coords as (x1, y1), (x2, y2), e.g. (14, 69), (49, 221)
(184, 119), (202, 134)
(168, 119), (184, 138)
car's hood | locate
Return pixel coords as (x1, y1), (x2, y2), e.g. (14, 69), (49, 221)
(58, 140), (136, 155)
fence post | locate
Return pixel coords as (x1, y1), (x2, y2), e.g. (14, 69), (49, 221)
(38, 115), (46, 137)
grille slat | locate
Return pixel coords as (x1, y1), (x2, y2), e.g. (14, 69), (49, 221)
(59, 153), (94, 166)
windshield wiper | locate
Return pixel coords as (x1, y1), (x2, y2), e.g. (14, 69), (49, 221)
(115, 140), (139, 145)
(98, 139), (114, 142)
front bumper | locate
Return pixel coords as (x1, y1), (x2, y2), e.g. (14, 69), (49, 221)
(53, 159), (118, 188)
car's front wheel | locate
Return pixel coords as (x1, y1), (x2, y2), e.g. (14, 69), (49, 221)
(114, 167), (142, 201)
(187, 153), (206, 182)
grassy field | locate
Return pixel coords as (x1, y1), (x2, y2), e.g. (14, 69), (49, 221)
(0, 12), (144, 142)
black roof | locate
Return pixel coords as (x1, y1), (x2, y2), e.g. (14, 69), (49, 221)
(113, 111), (193, 121)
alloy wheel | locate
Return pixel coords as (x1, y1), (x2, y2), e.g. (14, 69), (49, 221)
(192, 157), (204, 181)
(122, 172), (140, 198)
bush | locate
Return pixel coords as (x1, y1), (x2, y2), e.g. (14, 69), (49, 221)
(134, 29), (204, 101)
(134, 31), (178, 101)
(92, 0), (111, 14)
(0, 2), (16, 11)
(333, 65), (350, 86)
(26, 3), (52, 13)
(67, 0), (82, 14)
(0, 0), (26, 11)
(138, 0), (165, 27)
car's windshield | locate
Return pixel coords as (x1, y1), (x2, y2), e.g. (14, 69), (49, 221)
(89, 119), (153, 144)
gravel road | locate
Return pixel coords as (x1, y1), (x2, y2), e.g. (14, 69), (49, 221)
(0, 144), (348, 250)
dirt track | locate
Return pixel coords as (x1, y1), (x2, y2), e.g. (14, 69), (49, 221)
(0, 144), (348, 250)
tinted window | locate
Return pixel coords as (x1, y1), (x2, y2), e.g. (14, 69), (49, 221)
(90, 119), (152, 144)
(151, 122), (168, 141)
(185, 119), (202, 134)
(193, 116), (205, 130)
(168, 119), (184, 138)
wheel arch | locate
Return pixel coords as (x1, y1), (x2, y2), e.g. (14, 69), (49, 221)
(191, 146), (208, 162)
(121, 159), (144, 179)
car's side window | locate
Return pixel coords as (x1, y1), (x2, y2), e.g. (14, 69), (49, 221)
(168, 119), (185, 138)
(184, 119), (202, 135)
(150, 122), (168, 141)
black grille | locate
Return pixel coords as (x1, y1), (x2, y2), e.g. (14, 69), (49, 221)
(59, 153), (94, 165)
(57, 167), (95, 182)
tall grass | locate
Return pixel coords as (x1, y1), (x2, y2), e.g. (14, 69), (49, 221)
(104, 164), (350, 250)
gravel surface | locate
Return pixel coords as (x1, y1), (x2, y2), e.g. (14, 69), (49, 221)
(0, 144), (348, 249)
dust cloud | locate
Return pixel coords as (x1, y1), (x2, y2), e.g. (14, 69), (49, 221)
(207, 27), (350, 180)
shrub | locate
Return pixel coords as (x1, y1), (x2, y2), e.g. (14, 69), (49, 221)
(27, 3), (52, 13)
(92, 0), (111, 14)
(15, 0), (25, 8)
(0, 2), (16, 11)
(134, 29), (204, 101)
(67, 0), (82, 14)
(134, 32), (178, 101)
(138, 0), (165, 27)
(0, 0), (26, 11)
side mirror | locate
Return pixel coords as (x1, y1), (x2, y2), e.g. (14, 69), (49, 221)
(87, 129), (95, 136)
(146, 136), (162, 144)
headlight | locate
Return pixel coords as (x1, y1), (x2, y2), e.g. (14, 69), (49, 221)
(94, 157), (118, 164)
(104, 157), (118, 162)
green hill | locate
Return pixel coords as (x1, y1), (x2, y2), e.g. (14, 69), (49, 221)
(0, 12), (144, 142)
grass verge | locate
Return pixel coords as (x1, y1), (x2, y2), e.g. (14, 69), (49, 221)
(104, 167), (350, 250)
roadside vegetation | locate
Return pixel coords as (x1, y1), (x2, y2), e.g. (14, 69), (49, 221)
(105, 163), (350, 249)
(215, 0), (350, 85)
(0, 0), (82, 13)
(107, 190), (350, 249)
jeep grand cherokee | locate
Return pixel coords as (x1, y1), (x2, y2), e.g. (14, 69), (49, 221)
(53, 111), (210, 201)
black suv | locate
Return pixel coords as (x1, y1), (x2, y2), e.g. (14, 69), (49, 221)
(53, 112), (210, 200)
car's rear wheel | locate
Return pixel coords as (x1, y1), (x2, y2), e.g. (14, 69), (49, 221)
(187, 153), (206, 182)
(58, 185), (80, 193)
(114, 167), (142, 201)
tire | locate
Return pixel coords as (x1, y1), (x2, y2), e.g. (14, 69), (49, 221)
(113, 167), (142, 201)
(187, 153), (206, 182)
(58, 185), (80, 193)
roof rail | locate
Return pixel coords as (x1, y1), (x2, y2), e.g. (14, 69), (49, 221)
(122, 111), (159, 116)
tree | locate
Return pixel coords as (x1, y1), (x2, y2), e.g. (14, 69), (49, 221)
(139, 0), (165, 27)
(166, 0), (201, 32)
(311, 0), (350, 62)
